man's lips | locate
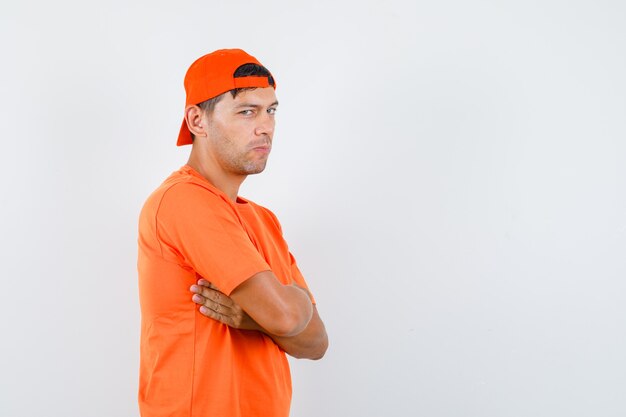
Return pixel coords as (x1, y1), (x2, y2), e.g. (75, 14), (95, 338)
(251, 145), (271, 153)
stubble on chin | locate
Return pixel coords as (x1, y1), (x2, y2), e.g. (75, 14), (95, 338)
(240, 157), (268, 175)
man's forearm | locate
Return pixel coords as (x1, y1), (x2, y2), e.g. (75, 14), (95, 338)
(262, 306), (328, 360)
(191, 279), (327, 359)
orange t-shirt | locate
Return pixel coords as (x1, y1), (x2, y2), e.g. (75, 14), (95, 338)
(137, 165), (312, 417)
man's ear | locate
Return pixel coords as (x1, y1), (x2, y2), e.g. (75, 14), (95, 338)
(185, 105), (206, 138)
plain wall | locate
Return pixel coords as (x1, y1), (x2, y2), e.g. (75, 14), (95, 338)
(1, 0), (625, 416)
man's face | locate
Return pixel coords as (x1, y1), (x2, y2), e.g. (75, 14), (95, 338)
(203, 87), (278, 176)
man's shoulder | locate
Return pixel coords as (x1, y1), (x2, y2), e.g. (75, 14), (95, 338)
(141, 167), (231, 219)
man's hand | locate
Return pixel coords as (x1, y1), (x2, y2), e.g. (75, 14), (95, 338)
(190, 279), (261, 331)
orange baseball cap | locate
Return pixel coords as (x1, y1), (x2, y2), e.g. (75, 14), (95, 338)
(177, 49), (276, 146)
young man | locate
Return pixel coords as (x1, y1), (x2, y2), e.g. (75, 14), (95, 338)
(137, 49), (328, 417)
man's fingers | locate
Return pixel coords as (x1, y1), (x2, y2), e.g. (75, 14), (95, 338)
(197, 279), (221, 291)
(195, 285), (236, 308)
(198, 305), (235, 327)
(199, 305), (222, 321)
(191, 285), (236, 314)
(190, 284), (218, 300)
(192, 292), (234, 315)
(190, 282), (245, 329)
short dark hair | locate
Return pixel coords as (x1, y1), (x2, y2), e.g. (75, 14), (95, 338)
(192, 64), (275, 140)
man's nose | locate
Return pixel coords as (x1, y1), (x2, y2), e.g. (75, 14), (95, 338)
(255, 113), (275, 137)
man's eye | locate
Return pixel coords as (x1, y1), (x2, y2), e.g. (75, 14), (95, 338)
(239, 110), (254, 115)
(267, 108), (277, 115)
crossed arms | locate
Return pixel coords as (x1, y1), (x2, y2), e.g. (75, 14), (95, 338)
(190, 271), (329, 360)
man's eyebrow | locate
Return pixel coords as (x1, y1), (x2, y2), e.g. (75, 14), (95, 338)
(234, 101), (279, 109)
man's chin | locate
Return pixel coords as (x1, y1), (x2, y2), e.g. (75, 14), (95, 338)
(248, 167), (267, 175)
(240, 163), (268, 175)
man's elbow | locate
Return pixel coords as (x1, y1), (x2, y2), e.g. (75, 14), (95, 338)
(308, 338), (329, 360)
(292, 337), (329, 360)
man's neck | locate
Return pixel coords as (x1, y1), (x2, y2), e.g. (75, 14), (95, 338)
(186, 153), (246, 202)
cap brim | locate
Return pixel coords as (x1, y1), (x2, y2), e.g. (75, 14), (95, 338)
(177, 118), (193, 146)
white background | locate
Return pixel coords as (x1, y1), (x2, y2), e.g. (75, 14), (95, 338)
(1, 1), (625, 416)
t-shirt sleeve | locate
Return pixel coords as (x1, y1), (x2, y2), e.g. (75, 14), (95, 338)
(289, 253), (316, 304)
(263, 206), (316, 304)
(155, 182), (271, 295)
